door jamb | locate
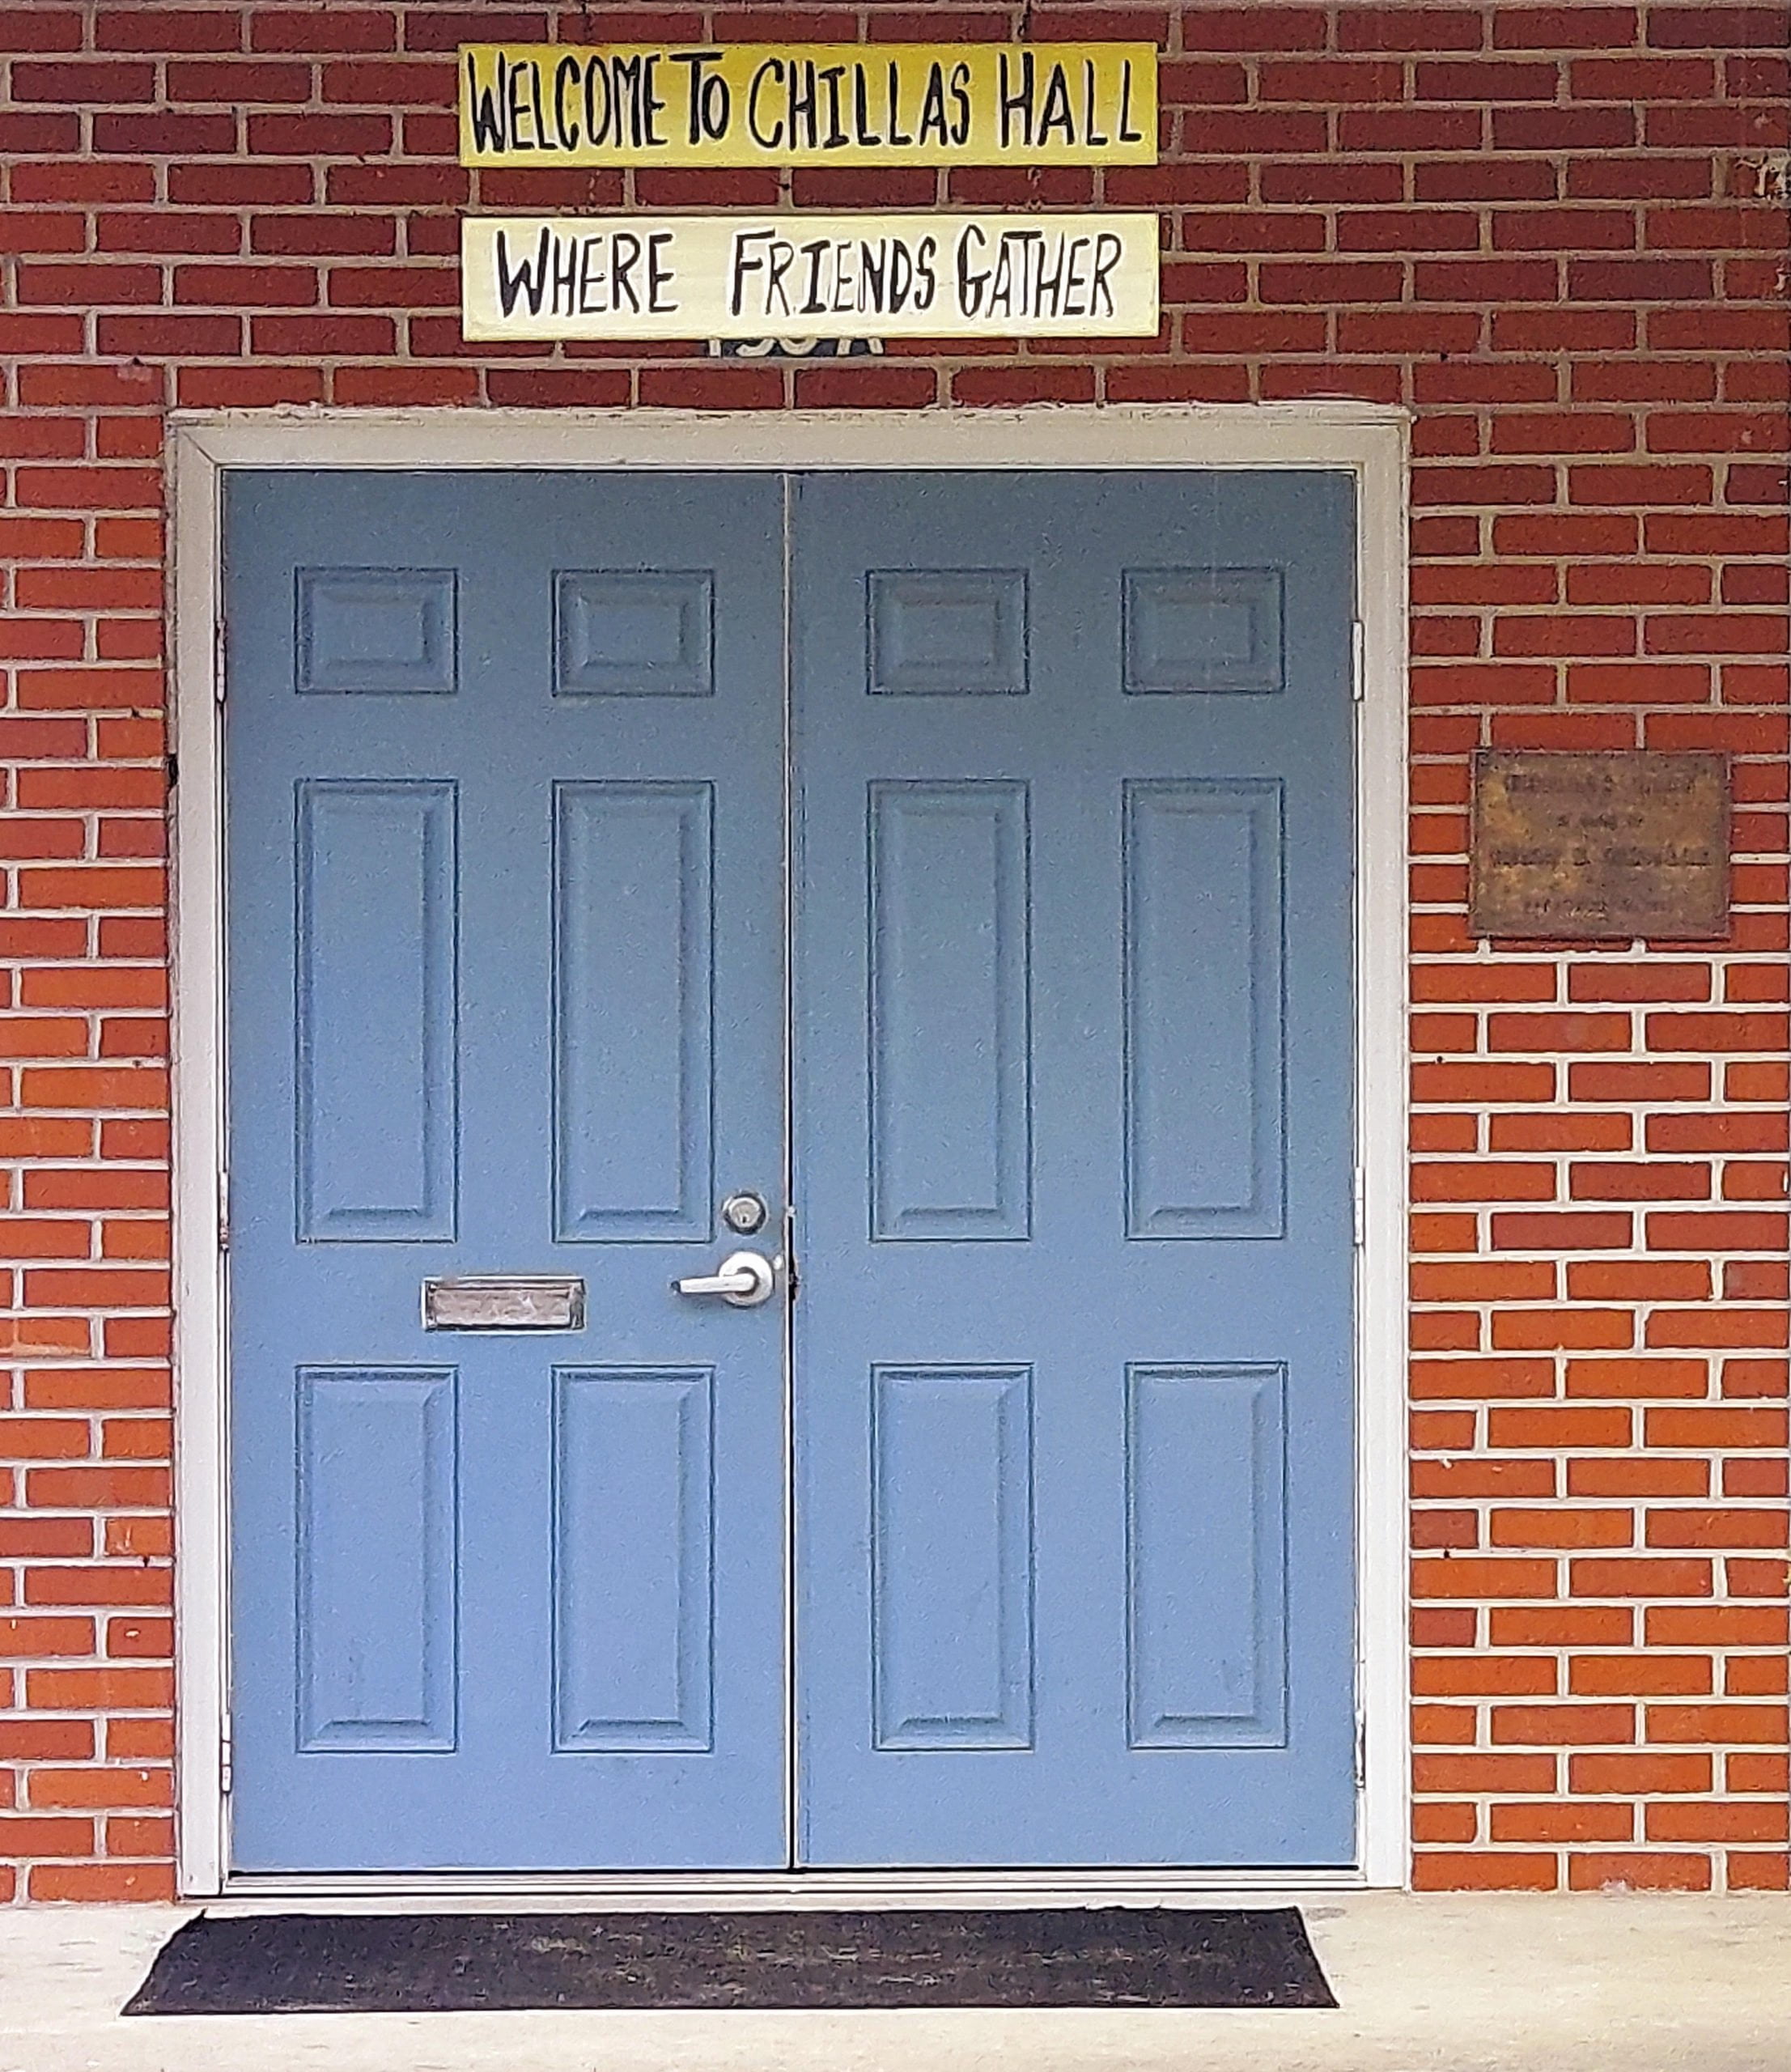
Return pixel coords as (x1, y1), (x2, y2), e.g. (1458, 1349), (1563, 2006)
(170, 404), (1411, 1899)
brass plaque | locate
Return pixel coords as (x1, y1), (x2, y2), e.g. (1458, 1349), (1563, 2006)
(422, 1276), (585, 1331)
(1470, 751), (1730, 940)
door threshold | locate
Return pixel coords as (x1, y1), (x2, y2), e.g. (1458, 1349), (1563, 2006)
(207, 1868), (1372, 1913)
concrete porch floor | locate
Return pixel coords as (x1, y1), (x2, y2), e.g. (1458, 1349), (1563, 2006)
(1, 1893), (1786, 2072)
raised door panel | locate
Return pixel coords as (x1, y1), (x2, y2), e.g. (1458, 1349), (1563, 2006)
(872, 1365), (1034, 1751)
(295, 1365), (458, 1751)
(1126, 1362), (1288, 1749)
(868, 781), (1032, 1241)
(295, 779), (459, 1242)
(554, 781), (715, 1242)
(1124, 779), (1285, 1239)
(553, 1367), (715, 1753)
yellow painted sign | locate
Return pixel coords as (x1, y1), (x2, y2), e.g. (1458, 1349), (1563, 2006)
(459, 44), (1157, 167)
(460, 214), (1161, 342)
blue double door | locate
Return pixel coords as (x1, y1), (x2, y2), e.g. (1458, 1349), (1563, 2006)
(226, 467), (1357, 1874)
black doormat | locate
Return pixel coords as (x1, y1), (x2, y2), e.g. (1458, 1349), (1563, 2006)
(125, 1906), (1336, 2015)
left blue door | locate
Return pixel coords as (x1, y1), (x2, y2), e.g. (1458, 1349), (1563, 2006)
(225, 471), (787, 1871)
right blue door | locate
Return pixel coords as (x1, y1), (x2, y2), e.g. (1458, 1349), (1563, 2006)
(792, 471), (1358, 1866)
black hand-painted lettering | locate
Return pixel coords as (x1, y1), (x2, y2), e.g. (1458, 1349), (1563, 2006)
(583, 53), (612, 148)
(465, 52), (506, 153)
(506, 57), (533, 151)
(643, 53), (667, 146)
(956, 222), (989, 316)
(493, 224), (551, 317)
(997, 49), (1032, 149)
(1090, 231), (1122, 317)
(729, 228), (774, 317)
(576, 234), (605, 315)
(670, 51), (730, 144)
(1063, 234), (1090, 318)
(917, 62), (949, 146)
(832, 240), (858, 312)
(1118, 59), (1143, 143)
(788, 61), (818, 151)
(1037, 62), (1075, 148)
(819, 64), (849, 148)
(747, 59), (784, 149)
(799, 239), (831, 315)
(765, 237), (794, 313)
(553, 54), (582, 151)
(885, 60), (913, 146)
(851, 63), (881, 147)
(613, 230), (642, 312)
(647, 230), (677, 312)
(949, 61), (972, 145)
(613, 54), (647, 148)
(915, 235), (937, 309)
(549, 228), (579, 314)
(669, 50), (710, 146)
(528, 57), (548, 153)
(1082, 58), (1108, 148)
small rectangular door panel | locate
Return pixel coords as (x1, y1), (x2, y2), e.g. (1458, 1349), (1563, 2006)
(295, 1365), (458, 1752)
(227, 471), (786, 1873)
(553, 1366), (715, 1751)
(872, 1365), (1034, 1750)
(1126, 1362), (1288, 1749)
(794, 471), (1356, 1868)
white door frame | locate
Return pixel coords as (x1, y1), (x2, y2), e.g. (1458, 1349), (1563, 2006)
(170, 404), (1411, 1902)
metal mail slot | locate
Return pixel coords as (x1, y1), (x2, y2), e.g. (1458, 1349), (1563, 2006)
(422, 1276), (586, 1332)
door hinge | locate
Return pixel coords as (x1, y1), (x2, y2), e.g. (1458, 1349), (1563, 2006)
(218, 1169), (230, 1253)
(1354, 1709), (1367, 1791)
(219, 1713), (234, 1796)
(214, 618), (228, 703)
(1351, 618), (1365, 702)
(1352, 1166), (1365, 1249)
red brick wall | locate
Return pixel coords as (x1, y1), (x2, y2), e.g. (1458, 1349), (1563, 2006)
(1, 2), (1786, 1902)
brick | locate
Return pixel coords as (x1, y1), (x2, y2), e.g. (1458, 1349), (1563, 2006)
(1415, 1656), (1559, 1698)
(1492, 1802), (1636, 1844)
(1413, 1558), (1560, 1601)
(96, 6), (244, 49)
(26, 1768), (172, 1811)
(1492, 1705), (1637, 1746)
(0, 1819), (92, 1858)
(1649, 1803), (1789, 1843)
(1413, 1853), (1558, 1892)
(1491, 1212), (1633, 1250)
(1568, 1260), (1708, 1301)
(1491, 1509), (1635, 1548)
(1571, 1656), (1714, 1696)
(1567, 1852), (1712, 1892)
(1571, 1558), (1713, 1599)
(28, 1863), (176, 1902)
(1569, 1459), (1708, 1500)
(1570, 1752), (1712, 1794)
(1492, 1607), (1633, 1650)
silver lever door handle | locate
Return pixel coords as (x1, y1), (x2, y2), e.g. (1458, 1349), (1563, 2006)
(672, 1249), (777, 1308)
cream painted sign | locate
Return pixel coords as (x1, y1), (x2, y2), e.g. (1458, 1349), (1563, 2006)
(460, 214), (1161, 342)
(459, 44), (1156, 167)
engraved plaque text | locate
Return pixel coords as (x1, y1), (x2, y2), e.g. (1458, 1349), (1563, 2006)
(1470, 750), (1731, 940)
